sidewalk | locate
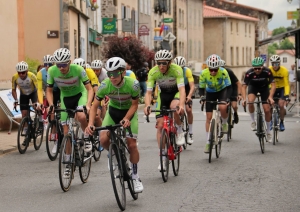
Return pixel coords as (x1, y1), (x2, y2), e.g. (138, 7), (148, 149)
(0, 130), (18, 155)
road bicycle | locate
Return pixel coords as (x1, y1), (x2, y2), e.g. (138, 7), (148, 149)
(45, 106), (63, 161)
(146, 106), (182, 182)
(226, 101), (235, 142)
(15, 104), (44, 154)
(201, 100), (223, 163)
(57, 107), (92, 192)
(181, 100), (192, 149)
(244, 93), (267, 154)
(271, 97), (280, 145)
(94, 123), (138, 211)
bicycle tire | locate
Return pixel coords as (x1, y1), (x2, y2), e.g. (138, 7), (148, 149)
(160, 129), (170, 182)
(124, 145), (138, 200)
(272, 112), (278, 145)
(181, 113), (189, 149)
(227, 110), (232, 142)
(79, 143), (92, 183)
(46, 120), (60, 161)
(109, 142), (126, 211)
(92, 134), (101, 161)
(127, 175), (138, 200)
(259, 135), (265, 154)
(257, 117), (265, 154)
(58, 135), (74, 192)
(216, 123), (222, 158)
(17, 117), (29, 154)
(208, 119), (215, 163)
(33, 119), (43, 150)
(171, 132), (180, 176)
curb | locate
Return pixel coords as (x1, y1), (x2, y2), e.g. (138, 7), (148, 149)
(0, 146), (17, 155)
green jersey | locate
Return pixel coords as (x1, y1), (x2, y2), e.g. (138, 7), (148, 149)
(47, 64), (90, 97)
(147, 63), (184, 93)
(95, 76), (140, 110)
(199, 67), (231, 92)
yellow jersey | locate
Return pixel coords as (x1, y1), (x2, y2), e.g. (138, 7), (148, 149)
(12, 72), (38, 95)
(269, 66), (290, 96)
(86, 68), (100, 87)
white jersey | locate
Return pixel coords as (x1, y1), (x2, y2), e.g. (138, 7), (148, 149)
(98, 68), (108, 83)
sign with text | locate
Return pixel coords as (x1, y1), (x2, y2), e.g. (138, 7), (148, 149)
(122, 19), (132, 32)
(102, 18), (116, 34)
(138, 25), (150, 36)
(287, 11), (299, 20)
(163, 18), (173, 23)
(47, 30), (59, 38)
(154, 36), (163, 41)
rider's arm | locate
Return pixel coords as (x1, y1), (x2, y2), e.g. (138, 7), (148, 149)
(242, 84), (247, 101)
(46, 69), (54, 106)
(11, 75), (18, 101)
(88, 97), (100, 126)
(84, 83), (94, 107)
(269, 82), (276, 98)
(145, 72), (155, 107)
(186, 68), (195, 99)
(236, 81), (242, 96)
(283, 70), (290, 96)
(124, 97), (139, 121)
(36, 71), (44, 104)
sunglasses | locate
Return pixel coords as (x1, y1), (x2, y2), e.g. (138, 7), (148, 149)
(209, 68), (218, 73)
(107, 70), (123, 78)
(157, 61), (169, 66)
(272, 62), (280, 66)
(18, 71), (27, 75)
(253, 67), (262, 70)
(44, 63), (53, 67)
(56, 63), (69, 68)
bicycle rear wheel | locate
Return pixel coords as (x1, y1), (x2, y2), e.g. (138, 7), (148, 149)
(171, 133), (180, 176)
(208, 119), (215, 163)
(109, 142), (126, 211)
(79, 141), (92, 183)
(17, 117), (29, 154)
(46, 120), (60, 161)
(92, 133), (101, 161)
(181, 113), (189, 149)
(216, 123), (222, 158)
(160, 129), (170, 182)
(58, 135), (74, 192)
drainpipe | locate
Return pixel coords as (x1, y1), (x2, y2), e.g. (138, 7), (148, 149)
(59, 0), (64, 47)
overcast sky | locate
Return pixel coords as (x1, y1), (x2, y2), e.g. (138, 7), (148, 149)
(237, 0), (300, 30)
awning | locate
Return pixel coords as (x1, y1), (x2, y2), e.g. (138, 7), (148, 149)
(259, 28), (300, 46)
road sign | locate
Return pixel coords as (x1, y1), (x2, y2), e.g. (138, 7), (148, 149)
(287, 11), (299, 20)
(154, 36), (163, 41)
(260, 54), (267, 62)
(163, 32), (176, 43)
(163, 18), (173, 23)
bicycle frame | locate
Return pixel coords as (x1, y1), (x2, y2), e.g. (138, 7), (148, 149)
(162, 112), (179, 160)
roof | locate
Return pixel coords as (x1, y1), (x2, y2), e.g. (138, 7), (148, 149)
(276, 49), (295, 56)
(204, 5), (259, 22)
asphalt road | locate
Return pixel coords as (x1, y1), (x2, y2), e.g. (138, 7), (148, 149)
(1, 100), (300, 212)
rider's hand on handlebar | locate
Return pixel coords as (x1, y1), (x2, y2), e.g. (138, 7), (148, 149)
(13, 101), (18, 108)
(176, 106), (184, 115)
(144, 106), (151, 116)
(121, 118), (131, 128)
(85, 124), (95, 136)
(268, 97), (274, 105)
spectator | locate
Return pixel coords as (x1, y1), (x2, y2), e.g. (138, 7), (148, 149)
(289, 64), (296, 97)
(136, 67), (148, 96)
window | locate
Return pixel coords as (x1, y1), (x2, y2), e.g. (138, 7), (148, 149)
(74, 30), (77, 58)
(231, 22), (233, 34)
(236, 22), (239, 35)
(236, 47), (239, 65)
(283, 57), (287, 63)
(246, 47), (248, 66)
(250, 47), (252, 62)
(231, 47), (234, 66)
(189, 39), (192, 59)
(140, 0), (143, 13)
(182, 11), (184, 28)
(249, 25), (251, 37)
(198, 41), (201, 60)
(121, 5), (126, 19)
(242, 47), (244, 65)
(245, 23), (247, 37)
(179, 9), (182, 27)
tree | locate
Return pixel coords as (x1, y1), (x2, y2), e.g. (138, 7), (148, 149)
(272, 27), (287, 36)
(102, 35), (153, 71)
(25, 56), (40, 75)
(267, 43), (279, 56)
(286, 26), (294, 31)
(279, 38), (294, 49)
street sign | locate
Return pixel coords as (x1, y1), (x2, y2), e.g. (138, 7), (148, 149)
(287, 11), (299, 20)
(260, 54), (267, 62)
(163, 32), (176, 43)
(164, 25), (169, 30)
(154, 36), (163, 41)
(138, 25), (150, 36)
(163, 18), (173, 23)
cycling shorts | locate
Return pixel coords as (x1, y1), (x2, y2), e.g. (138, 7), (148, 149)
(155, 91), (180, 118)
(274, 87), (287, 100)
(205, 88), (227, 112)
(248, 85), (269, 104)
(20, 91), (37, 110)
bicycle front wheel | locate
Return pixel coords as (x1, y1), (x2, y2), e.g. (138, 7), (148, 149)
(109, 142), (126, 211)
(181, 113), (189, 149)
(208, 119), (215, 163)
(79, 142), (92, 183)
(33, 119), (43, 150)
(58, 135), (74, 192)
(17, 117), (29, 154)
(272, 112), (279, 145)
(92, 134), (101, 161)
(216, 123), (222, 158)
(46, 120), (59, 161)
(160, 129), (170, 182)
(171, 132), (180, 176)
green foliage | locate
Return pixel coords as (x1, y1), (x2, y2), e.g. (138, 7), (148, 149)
(272, 27), (287, 36)
(286, 26), (294, 31)
(25, 56), (41, 75)
(268, 43), (278, 55)
(279, 38), (294, 49)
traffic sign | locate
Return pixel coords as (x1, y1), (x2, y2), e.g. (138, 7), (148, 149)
(163, 32), (176, 43)
(260, 54), (267, 62)
(287, 11), (299, 20)
(163, 18), (173, 23)
(154, 36), (163, 41)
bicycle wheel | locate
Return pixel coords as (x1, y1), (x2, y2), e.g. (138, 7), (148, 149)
(46, 120), (60, 161)
(92, 133), (101, 161)
(181, 113), (189, 149)
(216, 123), (222, 158)
(58, 135), (74, 192)
(127, 175), (138, 200)
(208, 119), (215, 163)
(109, 142), (126, 211)
(33, 119), (44, 150)
(227, 111), (232, 142)
(272, 111), (279, 145)
(170, 132), (180, 176)
(17, 117), (29, 154)
(79, 142), (92, 183)
(258, 119), (265, 154)
(160, 129), (170, 182)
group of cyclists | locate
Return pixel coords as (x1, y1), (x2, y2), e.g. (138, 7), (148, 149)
(12, 46), (290, 196)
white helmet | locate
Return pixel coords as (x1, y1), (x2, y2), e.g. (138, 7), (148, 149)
(219, 60), (226, 67)
(155, 50), (173, 61)
(73, 58), (86, 67)
(53, 48), (71, 63)
(270, 55), (280, 63)
(86, 63), (91, 69)
(206, 54), (221, 68)
(16, 61), (28, 72)
(174, 56), (186, 67)
(105, 57), (126, 71)
(91, 60), (103, 69)
(43, 55), (54, 63)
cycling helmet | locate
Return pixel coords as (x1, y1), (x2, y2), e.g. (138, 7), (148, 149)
(86, 63), (91, 69)
(105, 57), (126, 71)
(219, 60), (226, 67)
(91, 60), (103, 69)
(252, 57), (265, 67)
(43, 55), (54, 63)
(270, 55), (281, 63)
(206, 54), (221, 68)
(173, 56), (186, 67)
(155, 50), (173, 61)
(73, 58), (86, 67)
(53, 48), (71, 63)
(16, 61), (29, 72)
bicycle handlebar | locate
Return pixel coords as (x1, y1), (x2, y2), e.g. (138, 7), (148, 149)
(92, 120), (133, 138)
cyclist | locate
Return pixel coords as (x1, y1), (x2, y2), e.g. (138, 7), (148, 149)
(242, 57), (275, 142)
(46, 48), (94, 178)
(220, 59), (242, 123)
(125, 62), (137, 79)
(199, 54), (231, 153)
(269, 55), (290, 131)
(173, 56), (195, 144)
(143, 50), (186, 171)
(85, 57), (144, 193)
(12, 61), (42, 137)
